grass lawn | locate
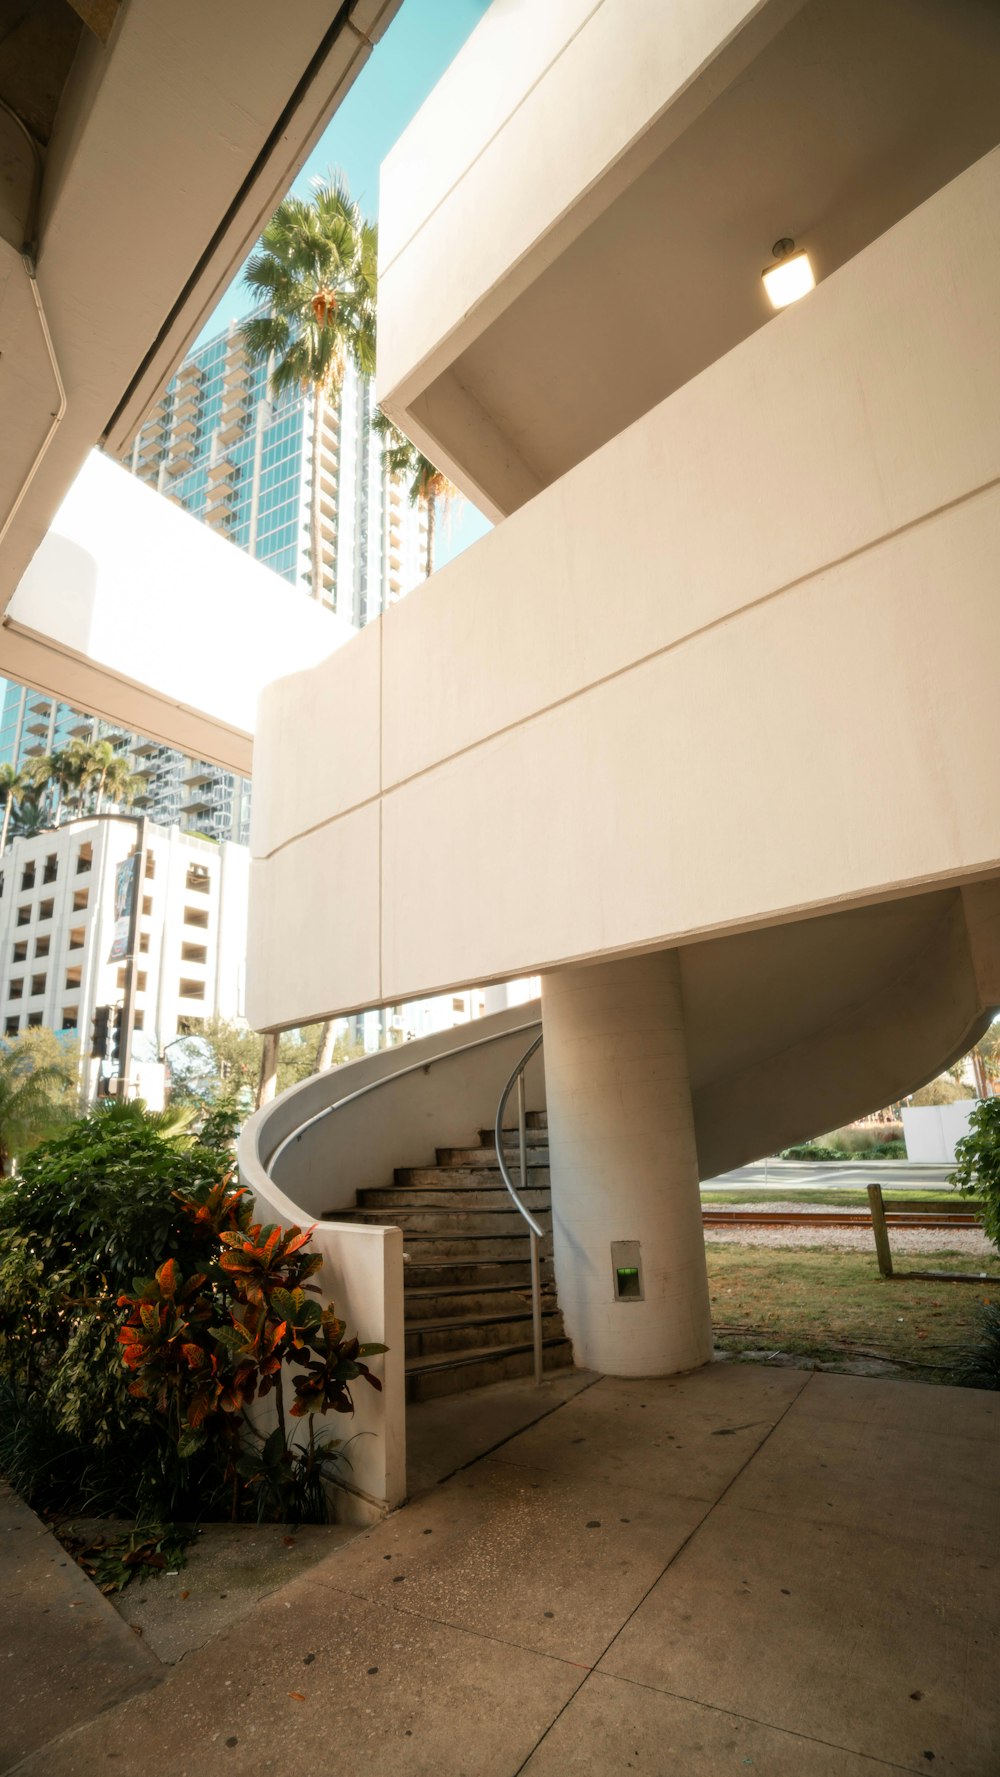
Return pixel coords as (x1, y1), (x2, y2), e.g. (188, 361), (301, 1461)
(701, 1187), (984, 1208)
(706, 1246), (999, 1377)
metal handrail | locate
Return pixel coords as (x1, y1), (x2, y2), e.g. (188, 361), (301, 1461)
(264, 1016), (542, 1179)
(494, 1031), (546, 1384)
(258, 1013), (548, 1387)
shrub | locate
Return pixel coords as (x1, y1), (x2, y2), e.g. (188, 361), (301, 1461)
(953, 1302), (1000, 1391)
(951, 1097), (1000, 1252)
(781, 1126), (907, 1162)
(0, 1100), (230, 1455)
(0, 1099), (385, 1523)
(781, 1143), (845, 1162)
(824, 1122), (904, 1156)
(910, 1077), (974, 1107)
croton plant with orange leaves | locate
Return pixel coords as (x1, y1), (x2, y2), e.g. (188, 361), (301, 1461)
(116, 1174), (385, 1519)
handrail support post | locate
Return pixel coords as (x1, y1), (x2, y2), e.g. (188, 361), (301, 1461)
(529, 1228), (543, 1386)
(494, 1030), (546, 1386)
(517, 1073), (543, 1386)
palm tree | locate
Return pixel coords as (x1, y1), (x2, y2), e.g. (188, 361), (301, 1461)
(0, 1045), (70, 1174)
(0, 763), (25, 854)
(76, 739), (146, 813)
(10, 795), (48, 840)
(23, 742), (88, 826)
(239, 173), (377, 607)
(372, 411), (458, 579)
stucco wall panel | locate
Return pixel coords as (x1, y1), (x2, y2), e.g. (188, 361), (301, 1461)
(381, 149), (1000, 794)
(250, 618), (379, 859)
(246, 804), (381, 1030)
(380, 487), (1000, 1003)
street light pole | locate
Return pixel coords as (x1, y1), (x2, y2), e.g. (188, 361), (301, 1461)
(117, 814), (148, 1098)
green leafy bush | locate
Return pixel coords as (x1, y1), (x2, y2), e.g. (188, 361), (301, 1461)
(0, 1100), (228, 1441)
(781, 1132), (907, 1162)
(954, 1302), (1000, 1392)
(0, 1099), (385, 1524)
(781, 1143), (845, 1162)
(952, 1097), (1000, 1252)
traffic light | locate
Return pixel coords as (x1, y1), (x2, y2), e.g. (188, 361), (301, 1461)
(91, 1006), (110, 1059)
(111, 1007), (124, 1063)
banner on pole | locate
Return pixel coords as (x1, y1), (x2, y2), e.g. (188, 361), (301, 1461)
(108, 855), (137, 962)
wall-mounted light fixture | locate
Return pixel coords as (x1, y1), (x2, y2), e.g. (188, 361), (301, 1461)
(762, 238), (815, 310)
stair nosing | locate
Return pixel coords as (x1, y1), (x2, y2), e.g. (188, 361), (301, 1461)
(406, 1308), (562, 1335)
(405, 1335), (571, 1376)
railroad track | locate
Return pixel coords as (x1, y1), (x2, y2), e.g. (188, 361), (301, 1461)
(702, 1208), (983, 1230)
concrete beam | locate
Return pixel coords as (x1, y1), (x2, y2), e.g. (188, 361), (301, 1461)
(1, 452), (354, 774)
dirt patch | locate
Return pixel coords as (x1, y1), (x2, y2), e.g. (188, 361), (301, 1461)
(55, 1518), (357, 1663)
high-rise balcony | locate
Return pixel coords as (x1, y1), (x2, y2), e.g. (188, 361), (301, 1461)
(137, 430), (165, 462)
(216, 401), (248, 447)
(165, 444), (196, 477)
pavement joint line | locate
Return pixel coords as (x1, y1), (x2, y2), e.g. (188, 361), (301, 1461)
(294, 1573), (607, 1679)
(405, 1369), (605, 1498)
(4, 1671), (164, 1777)
(509, 1369), (813, 1777)
(586, 1671), (927, 1776)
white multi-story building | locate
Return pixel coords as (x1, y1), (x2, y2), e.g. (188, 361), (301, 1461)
(0, 816), (248, 1102)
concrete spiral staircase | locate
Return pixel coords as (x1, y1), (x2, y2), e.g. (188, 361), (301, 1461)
(329, 1111), (573, 1401)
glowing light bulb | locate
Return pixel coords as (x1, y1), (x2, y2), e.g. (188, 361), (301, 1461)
(762, 243), (815, 310)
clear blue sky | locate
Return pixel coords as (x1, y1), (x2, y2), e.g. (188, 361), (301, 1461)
(198, 0), (493, 566)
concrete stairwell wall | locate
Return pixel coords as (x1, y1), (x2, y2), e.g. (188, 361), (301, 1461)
(248, 151), (1000, 1032)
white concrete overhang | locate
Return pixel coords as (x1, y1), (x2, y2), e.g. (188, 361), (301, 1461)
(1, 451), (354, 775)
(377, 0), (1000, 520)
(249, 148), (1000, 1027)
(0, 0), (401, 615)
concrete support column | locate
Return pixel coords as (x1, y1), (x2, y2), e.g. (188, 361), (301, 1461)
(542, 949), (712, 1377)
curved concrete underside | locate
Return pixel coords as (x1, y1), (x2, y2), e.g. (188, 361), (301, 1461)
(241, 872), (1000, 1490)
(247, 876), (1000, 1219)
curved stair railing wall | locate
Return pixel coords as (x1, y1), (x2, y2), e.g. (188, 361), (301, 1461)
(237, 1002), (546, 1520)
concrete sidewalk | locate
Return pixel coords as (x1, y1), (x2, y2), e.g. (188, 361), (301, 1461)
(3, 1363), (997, 1775)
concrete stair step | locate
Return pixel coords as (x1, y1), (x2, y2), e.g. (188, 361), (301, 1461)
(404, 1282), (557, 1320)
(405, 1336), (573, 1402)
(395, 1165), (551, 1188)
(405, 1307), (564, 1359)
(348, 1206), (553, 1237)
(480, 1126), (550, 1149)
(400, 1232), (554, 1262)
(358, 1184), (552, 1213)
(403, 1257), (554, 1289)
(436, 1145), (551, 1167)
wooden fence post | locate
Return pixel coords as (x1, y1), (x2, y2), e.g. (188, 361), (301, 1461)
(868, 1182), (893, 1278)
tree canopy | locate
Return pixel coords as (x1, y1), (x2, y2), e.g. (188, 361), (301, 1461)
(165, 1015), (365, 1112)
(0, 1030), (80, 1173)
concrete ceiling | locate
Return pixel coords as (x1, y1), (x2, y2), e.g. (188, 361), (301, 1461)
(680, 887), (957, 1090)
(409, 0), (1000, 514)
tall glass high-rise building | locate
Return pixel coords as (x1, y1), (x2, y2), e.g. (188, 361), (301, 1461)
(123, 318), (427, 623)
(0, 685), (94, 775)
